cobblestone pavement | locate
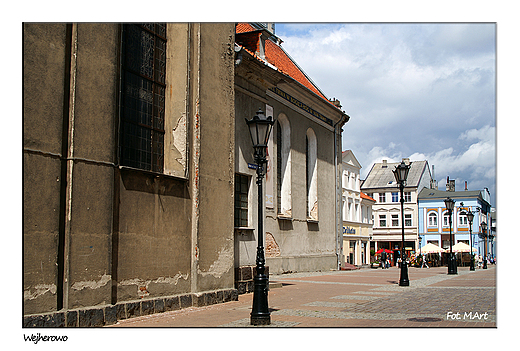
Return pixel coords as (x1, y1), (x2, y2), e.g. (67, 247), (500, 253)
(109, 265), (496, 328)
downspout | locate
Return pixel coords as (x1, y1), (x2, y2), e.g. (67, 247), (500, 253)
(333, 113), (349, 270)
(190, 23), (200, 294)
(60, 23), (79, 309)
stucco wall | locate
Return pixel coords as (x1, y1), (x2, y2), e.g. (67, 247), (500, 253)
(24, 23), (236, 318)
(24, 23), (69, 314)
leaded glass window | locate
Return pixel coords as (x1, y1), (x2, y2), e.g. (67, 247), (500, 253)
(120, 23), (166, 172)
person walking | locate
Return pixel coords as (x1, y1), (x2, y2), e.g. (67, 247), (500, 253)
(421, 253), (429, 268)
(381, 251), (387, 269)
(478, 255), (483, 269)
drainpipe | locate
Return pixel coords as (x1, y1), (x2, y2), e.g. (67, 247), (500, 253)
(333, 113), (350, 270)
(59, 23), (79, 310)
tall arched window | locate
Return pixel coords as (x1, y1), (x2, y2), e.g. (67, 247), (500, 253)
(306, 128), (318, 220)
(276, 114), (291, 216)
(428, 212), (438, 226)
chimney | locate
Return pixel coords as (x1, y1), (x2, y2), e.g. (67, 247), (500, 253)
(465, 181), (468, 191)
(446, 176), (455, 192)
(431, 165), (438, 190)
(382, 160), (387, 168)
(266, 23), (275, 34)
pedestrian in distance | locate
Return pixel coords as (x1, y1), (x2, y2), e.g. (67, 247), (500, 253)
(381, 251), (387, 269)
(421, 253), (429, 268)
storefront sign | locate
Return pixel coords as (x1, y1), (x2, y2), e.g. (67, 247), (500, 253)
(343, 226), (356, 234)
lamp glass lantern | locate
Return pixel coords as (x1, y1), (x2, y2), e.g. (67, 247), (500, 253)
(245, 109), (274, 160)
(444, 197), (455, 212)
(466, 211), (474, 224)
(393, 161), (410, 184)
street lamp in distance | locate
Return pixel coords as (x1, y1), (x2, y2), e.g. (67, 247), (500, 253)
(463, 205), (475, 271)
(481, 221), (488, 270)
(444, 197), (457, 275)
(245, 109), (275, 326)
(393, 160), (411, 286)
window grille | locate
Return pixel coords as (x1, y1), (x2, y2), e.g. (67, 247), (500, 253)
(234, 174), (249, 227)
(120, 23), (166, 172)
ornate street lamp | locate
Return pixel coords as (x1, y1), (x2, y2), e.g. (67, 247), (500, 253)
(393, 160), (411, 286)
(444, 197), (457, 275)
(466, 209), (475, 271)
(481, 221), (488, 270)
(245, 109), (275, 325)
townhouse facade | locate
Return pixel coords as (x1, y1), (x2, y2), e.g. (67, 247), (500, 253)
(341, 150), (375, 266)
(417, 183), (492, 259)
(361, 159), (433, 265)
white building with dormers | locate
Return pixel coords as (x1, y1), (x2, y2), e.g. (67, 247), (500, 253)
(361, 158), (434, 266)
(341, 150), (375, 266)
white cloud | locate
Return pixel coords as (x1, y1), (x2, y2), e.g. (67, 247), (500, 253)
(276, 23), (496, 204)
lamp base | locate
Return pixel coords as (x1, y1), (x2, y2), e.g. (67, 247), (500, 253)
(250, 273), (271, 325)
(399, 261), (409, 286)
(448, 255), (458, 275)
(251, 315), (271, 326)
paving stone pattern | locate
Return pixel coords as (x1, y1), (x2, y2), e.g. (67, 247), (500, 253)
(109, 266), (496, 328)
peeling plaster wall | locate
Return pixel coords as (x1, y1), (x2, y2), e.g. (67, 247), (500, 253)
(117, 171), (192, 302)
(195, 23), (236, 292)
(24, 23), (237, 317)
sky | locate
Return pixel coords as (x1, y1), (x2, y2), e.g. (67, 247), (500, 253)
(275, 23), (496, 206)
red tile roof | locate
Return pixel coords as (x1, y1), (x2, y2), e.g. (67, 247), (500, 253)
(236, 23), (255, 34)
(235, 23), (333, 106)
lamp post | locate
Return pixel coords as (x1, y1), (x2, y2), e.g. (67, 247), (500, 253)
(444, 197), (457, 275)
(393, 160), (411, 286)
(481, 221), (488, 270)
(466, 210), (475, 271)
(245, 109), (275, 325)
(489, 233), (495, 263)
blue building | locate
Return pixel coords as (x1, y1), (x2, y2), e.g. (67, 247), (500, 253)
(418, 185), (492, 262)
